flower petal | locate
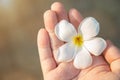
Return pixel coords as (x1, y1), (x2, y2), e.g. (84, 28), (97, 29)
(79, 17), (99, 40)
(55, 20), (77, 42)
(84, 37), (107, 56)
(56, 42), (76, 62)
(73, 47), (92, 69)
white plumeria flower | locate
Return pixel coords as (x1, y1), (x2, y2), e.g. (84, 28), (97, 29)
(55, 17), (107, 69)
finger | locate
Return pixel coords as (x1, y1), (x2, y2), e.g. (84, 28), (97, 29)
(103, 40), (120, 63)
(44, 10), (58, 33)
(51, 2), (68, 21)
(103, 40), (120, 76)
(44, 2), (69, 60)
(37, 29), (57, 75)
(44, 10), (63, 54)
(69, 8), (83, 29)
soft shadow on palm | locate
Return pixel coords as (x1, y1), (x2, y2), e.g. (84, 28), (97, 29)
(38, 2), (120, 80)
(45, 56), (119, 80)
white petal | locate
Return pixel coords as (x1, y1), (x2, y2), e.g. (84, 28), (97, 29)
(56, 42), (76, 62)
(73, 47), (92, 69)
(55, 20), (77, 42)
(79, 17), (99, 40)
(84, 37), (107, 56)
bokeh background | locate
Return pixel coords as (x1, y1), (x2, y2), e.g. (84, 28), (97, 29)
(0, 0), (120, 80)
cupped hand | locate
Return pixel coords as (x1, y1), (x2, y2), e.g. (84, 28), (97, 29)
(37, 2), (120, 80)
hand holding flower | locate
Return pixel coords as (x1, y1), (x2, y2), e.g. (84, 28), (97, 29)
(38, 2), (120, 80)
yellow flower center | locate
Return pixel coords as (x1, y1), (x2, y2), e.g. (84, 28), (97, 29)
(72, 35), (83, 47)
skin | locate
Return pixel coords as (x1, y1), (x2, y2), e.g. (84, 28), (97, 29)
(37, 2), (120, 80)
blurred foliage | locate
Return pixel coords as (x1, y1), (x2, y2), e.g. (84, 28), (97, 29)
(0, 0), (120, 80)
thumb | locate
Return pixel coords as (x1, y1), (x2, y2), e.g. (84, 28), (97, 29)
(103, 40), (120, 76)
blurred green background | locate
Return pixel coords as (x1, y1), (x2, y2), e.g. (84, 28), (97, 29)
(0, 0), (120, 80)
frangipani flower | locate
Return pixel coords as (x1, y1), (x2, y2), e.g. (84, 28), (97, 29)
(55, 17), (107, 69)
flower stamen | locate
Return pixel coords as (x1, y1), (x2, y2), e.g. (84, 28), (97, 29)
(72, 35), (83, 47)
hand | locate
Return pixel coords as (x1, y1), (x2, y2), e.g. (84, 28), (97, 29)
(37, 2), (120, 80)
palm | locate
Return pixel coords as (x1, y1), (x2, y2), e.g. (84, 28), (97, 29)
(44, 56), (119, 80)
(38, 2), (120, 80)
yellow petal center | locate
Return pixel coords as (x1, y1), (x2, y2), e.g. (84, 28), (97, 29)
(72, 35), (83, 47)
